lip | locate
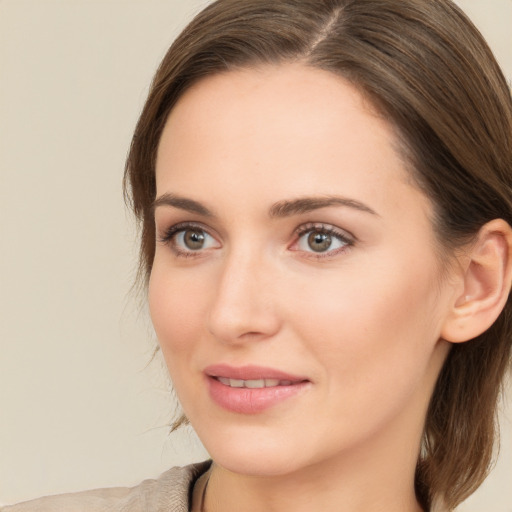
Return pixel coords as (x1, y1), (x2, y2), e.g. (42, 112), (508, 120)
(204, 364), (308, 382)
(204, 364), (310, 414)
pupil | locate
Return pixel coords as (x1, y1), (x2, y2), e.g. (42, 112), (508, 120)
(184, 229), (205, 250)
(308, 231), (331, 252)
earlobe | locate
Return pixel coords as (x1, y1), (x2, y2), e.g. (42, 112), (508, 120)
(441, 219), (512, 343)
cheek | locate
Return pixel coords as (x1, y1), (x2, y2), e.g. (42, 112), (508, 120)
(148, 262), (210, 361)
(288, 255), (444, 394)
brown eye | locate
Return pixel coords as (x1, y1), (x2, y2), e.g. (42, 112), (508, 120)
(164, 224), (220, 255)
(307, 231), (332, 252)
(293, 224), (352, 256)
(183, 229), (206, 250)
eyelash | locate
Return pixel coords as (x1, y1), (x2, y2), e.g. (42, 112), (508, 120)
(158, 221), (217, 258)
(293, 223), (354, 259)
(158, 221), (355, 259)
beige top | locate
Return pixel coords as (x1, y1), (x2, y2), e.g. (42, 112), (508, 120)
(1, 461), (212, 512)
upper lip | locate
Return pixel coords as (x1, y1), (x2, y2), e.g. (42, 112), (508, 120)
(204, 364), (308, 382)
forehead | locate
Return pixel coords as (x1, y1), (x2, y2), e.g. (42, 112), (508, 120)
(158, 64), (388, 166)
(155, 63), (430, 222)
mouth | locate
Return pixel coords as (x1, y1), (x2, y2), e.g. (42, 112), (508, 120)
(215, 377), (297, 388)
(204, 364), (310, 414)
(205, 363), (309, 386)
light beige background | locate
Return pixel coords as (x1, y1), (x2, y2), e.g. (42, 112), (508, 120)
(0, 0), (510, 509)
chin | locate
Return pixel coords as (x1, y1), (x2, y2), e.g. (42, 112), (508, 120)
(193, 421), (314, 477)
(211, 445), (307, 477)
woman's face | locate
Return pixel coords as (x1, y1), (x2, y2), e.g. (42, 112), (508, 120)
(150, 64), (456, 477)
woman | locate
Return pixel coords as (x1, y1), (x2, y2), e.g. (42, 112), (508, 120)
(4, 0), (511, 511)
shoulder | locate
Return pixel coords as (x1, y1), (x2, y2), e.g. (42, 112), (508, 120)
(1, 461), (212, 512)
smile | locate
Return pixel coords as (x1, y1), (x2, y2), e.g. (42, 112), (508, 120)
(205, 364), (311, 414)
(216, 377), (295, 388)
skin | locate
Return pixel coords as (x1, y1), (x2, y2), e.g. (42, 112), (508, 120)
(149, 64), (461, 512)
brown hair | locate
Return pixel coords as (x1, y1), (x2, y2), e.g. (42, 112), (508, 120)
(124, 0), (512, 509)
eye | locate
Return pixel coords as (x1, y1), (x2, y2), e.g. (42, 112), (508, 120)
(159, 222), (220, 256)
(292, 223), (353, 256)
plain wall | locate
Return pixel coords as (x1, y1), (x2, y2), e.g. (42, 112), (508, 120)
(0, 0), (510, 509)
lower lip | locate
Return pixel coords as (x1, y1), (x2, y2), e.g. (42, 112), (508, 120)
(207, 376), (309, 414)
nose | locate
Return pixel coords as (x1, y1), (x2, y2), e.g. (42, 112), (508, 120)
(207, 249), (281, 345)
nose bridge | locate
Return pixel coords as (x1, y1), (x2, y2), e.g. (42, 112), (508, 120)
(207, 242), (280, 343)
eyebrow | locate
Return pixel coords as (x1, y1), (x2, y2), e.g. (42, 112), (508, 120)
(152, 193), (378, 218)
(152, 193), (213, 216)
(268, 196), (378, 218)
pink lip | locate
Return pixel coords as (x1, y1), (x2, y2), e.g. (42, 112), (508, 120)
(204, 364), (308, 381)
(204, 364), (310, 414)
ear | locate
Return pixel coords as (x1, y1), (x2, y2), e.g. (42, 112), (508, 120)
(441, 219), (512, 343)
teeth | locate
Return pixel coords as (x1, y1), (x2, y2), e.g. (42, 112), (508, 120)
(217, 377), (293, 388)
(245, 379), (265, 388)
